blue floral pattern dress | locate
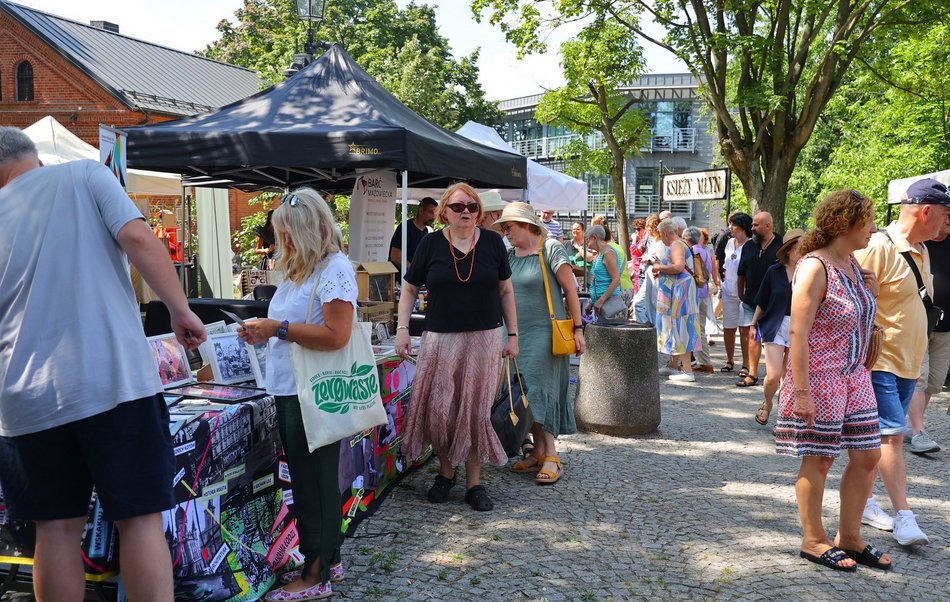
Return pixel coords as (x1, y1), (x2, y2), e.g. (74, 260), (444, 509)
(655, 240), (702, 355)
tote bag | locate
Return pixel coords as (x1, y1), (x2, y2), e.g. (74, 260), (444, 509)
(290, 273), (387, 452)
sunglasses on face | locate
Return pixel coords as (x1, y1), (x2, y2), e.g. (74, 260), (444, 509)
(281, 193), (300, 207)
(446, 202), (480, 214)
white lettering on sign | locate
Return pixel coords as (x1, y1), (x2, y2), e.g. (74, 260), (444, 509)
(173, 467), (186, 486)
(174, 441), (196, 456)
(283, 488), (294, 505)
(661, 169), (729, 202)
(209, 543), (230, 572)
(278, 461), (291, 483)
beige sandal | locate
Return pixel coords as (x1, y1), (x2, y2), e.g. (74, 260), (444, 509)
(535, 455), (563, 485)
(511, 451), (543, 473)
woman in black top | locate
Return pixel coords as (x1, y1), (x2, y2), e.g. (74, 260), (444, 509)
(395, 183), (518, 511)
(751, 229), (805, 425)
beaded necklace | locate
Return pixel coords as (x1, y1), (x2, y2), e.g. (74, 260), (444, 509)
(447, 228), (477, 283)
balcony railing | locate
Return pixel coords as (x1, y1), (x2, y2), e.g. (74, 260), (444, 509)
(509, 128), (695, 159)
(583, 194), (694, 219)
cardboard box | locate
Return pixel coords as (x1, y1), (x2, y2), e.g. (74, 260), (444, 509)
(353, 261), (398, 302)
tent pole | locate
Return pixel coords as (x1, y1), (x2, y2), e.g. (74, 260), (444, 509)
(180, 186), (187, 294)
(401, 171), (408, 281)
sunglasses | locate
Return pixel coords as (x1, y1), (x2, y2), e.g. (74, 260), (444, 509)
(446, 202), (480, 214)
(281, 193), (300, 207)
(850, 189), (868, 202)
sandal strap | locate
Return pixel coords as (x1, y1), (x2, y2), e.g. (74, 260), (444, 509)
(821, 547), (849, 564)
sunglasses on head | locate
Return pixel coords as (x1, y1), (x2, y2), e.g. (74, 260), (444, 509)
(281, 193), (300, 207)
(446, 202), (480, 214)
(850, 189), (867, 202)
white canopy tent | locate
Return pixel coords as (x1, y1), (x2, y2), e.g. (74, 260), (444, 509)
(887, 169), (950, 204)
(400, 121), (589, 211)
(25, 116), (182, 195)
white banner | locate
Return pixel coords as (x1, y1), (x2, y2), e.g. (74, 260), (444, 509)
(348, 171), (397, 262)
(661, 168), (729, 202)
(98, 125), (127, 191)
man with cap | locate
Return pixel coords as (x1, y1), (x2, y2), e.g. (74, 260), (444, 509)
(853, 178), (950, 546)
(389, 196), (438, 271)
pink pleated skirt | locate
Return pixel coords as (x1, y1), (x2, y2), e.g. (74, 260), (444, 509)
(402, 327), (507, 467)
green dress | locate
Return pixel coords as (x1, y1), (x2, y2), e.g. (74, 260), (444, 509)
(508, 239), (576, 436)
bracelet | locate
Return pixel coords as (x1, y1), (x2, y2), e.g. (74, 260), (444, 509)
(573, 324), (583, 330)
(277, 320), (290, 340)
(396, 326), (409, 331)
(508, 333), (517, 337)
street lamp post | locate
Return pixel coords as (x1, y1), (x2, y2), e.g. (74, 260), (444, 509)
(284, 0), (329, 78)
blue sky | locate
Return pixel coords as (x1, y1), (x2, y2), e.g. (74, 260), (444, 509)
(20, 0), (684, 100)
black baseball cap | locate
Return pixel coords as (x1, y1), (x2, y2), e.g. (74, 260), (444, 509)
(902, 178), (950, 206)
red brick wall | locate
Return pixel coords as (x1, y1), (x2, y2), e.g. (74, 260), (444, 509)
(0, 11), (176, 145)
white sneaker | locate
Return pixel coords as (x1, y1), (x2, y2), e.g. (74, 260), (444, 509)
(861, 496), (893, 531)
(658, 366), (678, 376)
(668, 372), (696, 382)
(893, 510), (929, 546)
(908, 431), (940, 454)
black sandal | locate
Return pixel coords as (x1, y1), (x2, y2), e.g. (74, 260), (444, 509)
(737, 366), (750, 378)
(737, 375), (759, 387)
(464, 485), (494, 511)
(720, 362), (734, 372)
(520, 436), (535, 459)
(843, 544), (892, 571)
(799, 547), (857, 572)
(427, 474), (456, 503)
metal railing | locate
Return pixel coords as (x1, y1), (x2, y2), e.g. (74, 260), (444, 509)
(509, 128), (695, 159)
(584, 194), (694, 219)
(644, 128), (696, 153)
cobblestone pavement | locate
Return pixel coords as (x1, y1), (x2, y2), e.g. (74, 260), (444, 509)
(338, 337), (950, 601)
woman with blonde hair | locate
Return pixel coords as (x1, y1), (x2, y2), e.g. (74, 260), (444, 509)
(239, 188), (355, 600)
(775, 190), (890, 571)
(493, 203), (586, 484)
(395, 183), (518, 512)
(653, 218), (701, 381)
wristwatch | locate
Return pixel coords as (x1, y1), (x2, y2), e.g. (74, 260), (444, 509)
(277, 320), (290, 340)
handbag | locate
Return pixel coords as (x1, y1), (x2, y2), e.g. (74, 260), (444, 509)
(290, 272), (388, 452)
(598, 294), (629, 323)
(682, 241), (708, 288)
(539, 240), (577, 356)
(490, 358), (533, 459)
(864, 325), (884, 371)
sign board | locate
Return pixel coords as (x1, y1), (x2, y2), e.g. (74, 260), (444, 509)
(661, 168), (729, 203)
(98, 125), (127, 190)
(349, 171), (397, 262)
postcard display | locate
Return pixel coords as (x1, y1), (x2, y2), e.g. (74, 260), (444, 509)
(0, 355), (426, 601)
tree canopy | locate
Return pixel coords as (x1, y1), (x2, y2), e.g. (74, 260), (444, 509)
(203, 0), (501, 130)
(473, 0), (942, 230)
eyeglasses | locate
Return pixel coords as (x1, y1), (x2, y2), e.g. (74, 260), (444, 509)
(500, 223), (514, 234)
(281, 193), (300, 207)
(446, 202), (480, 214)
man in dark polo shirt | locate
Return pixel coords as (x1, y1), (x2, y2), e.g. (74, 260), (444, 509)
(736, 211), (782, 386)
(389, 196), (438, 272)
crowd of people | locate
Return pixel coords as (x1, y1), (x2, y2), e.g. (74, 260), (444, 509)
(3, 117), (948, 600)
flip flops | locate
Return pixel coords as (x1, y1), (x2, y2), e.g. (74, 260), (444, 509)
(843, 544), (892, 570)
(799, 547), (857, 572)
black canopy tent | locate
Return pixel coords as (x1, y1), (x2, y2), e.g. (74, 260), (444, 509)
(124, 44), (526, 192)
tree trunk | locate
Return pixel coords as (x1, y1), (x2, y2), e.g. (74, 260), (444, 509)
(610, 158), (630, 253)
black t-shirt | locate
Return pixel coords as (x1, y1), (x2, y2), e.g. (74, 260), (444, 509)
(389, 221), (429, 263)
(404, 229), (512, 333)
(737, 234), (783, 306)
(925, 237), (950, 332)
(713, 229), (731, 280)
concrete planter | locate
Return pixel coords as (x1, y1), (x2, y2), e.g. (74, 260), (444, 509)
(575, 322), (660, 436)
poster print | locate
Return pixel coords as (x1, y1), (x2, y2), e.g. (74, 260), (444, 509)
(147, 333), (193, 388)
(202, 333), (255, 385)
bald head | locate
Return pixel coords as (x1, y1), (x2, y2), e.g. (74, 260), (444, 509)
(752, 211), (773, 241)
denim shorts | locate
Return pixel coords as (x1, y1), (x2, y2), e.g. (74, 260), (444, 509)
(870, 371), (916, 436)
(739, 302), (756, 328)
(0, 394), (175, 521)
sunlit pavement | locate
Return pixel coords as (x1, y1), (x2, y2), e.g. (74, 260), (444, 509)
(339, 334), (949, 601)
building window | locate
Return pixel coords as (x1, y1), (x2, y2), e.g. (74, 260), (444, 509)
(16, 61), (34, 101)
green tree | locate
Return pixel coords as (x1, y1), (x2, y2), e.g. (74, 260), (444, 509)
(472, 0), (938, 231)
(203, 0), (501, 130)
(535, 14), (649, 250)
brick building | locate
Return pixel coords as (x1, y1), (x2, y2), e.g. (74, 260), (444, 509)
(0, 0), (262, 244)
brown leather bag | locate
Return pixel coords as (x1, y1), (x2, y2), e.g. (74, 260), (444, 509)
(864, 325), (884, 371)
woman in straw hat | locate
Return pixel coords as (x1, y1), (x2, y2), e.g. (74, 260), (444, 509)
(395, 183), (518, 512)
(493, 203), (586, 484)
(751, 228), (805, 425)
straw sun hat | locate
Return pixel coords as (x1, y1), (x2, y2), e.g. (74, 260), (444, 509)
(776, 228), (806, 261)
(491, 201), (548, 234)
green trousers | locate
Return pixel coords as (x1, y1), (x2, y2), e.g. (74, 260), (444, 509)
(275, 395), (343, 583)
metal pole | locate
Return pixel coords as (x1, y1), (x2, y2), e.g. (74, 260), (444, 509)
(401, 170), (408, 281)
(725, 168), (733, 221)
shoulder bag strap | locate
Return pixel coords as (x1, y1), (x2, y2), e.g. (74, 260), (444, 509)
(303, 260), (331, 324)
(882, 231), (934, 309)
(539, 239), (558, 320)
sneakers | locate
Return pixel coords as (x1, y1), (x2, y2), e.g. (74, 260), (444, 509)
(893, 510), (930, 546)
(668, 372), (696, 382)
(908, 431), (940, 454)
(861, 497), (894, 531)
(658, 365), (678, 376)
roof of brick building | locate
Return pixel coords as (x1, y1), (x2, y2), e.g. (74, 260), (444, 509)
(1, 1), (261, 115)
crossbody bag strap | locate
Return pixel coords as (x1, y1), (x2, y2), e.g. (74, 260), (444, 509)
(882, 230), (934, 308)
(539, 239), (558, 320)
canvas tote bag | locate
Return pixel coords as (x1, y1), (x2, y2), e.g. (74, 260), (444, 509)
(290, 272), (387, 452)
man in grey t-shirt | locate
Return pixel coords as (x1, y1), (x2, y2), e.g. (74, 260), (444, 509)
(0, 127), (206, 600)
